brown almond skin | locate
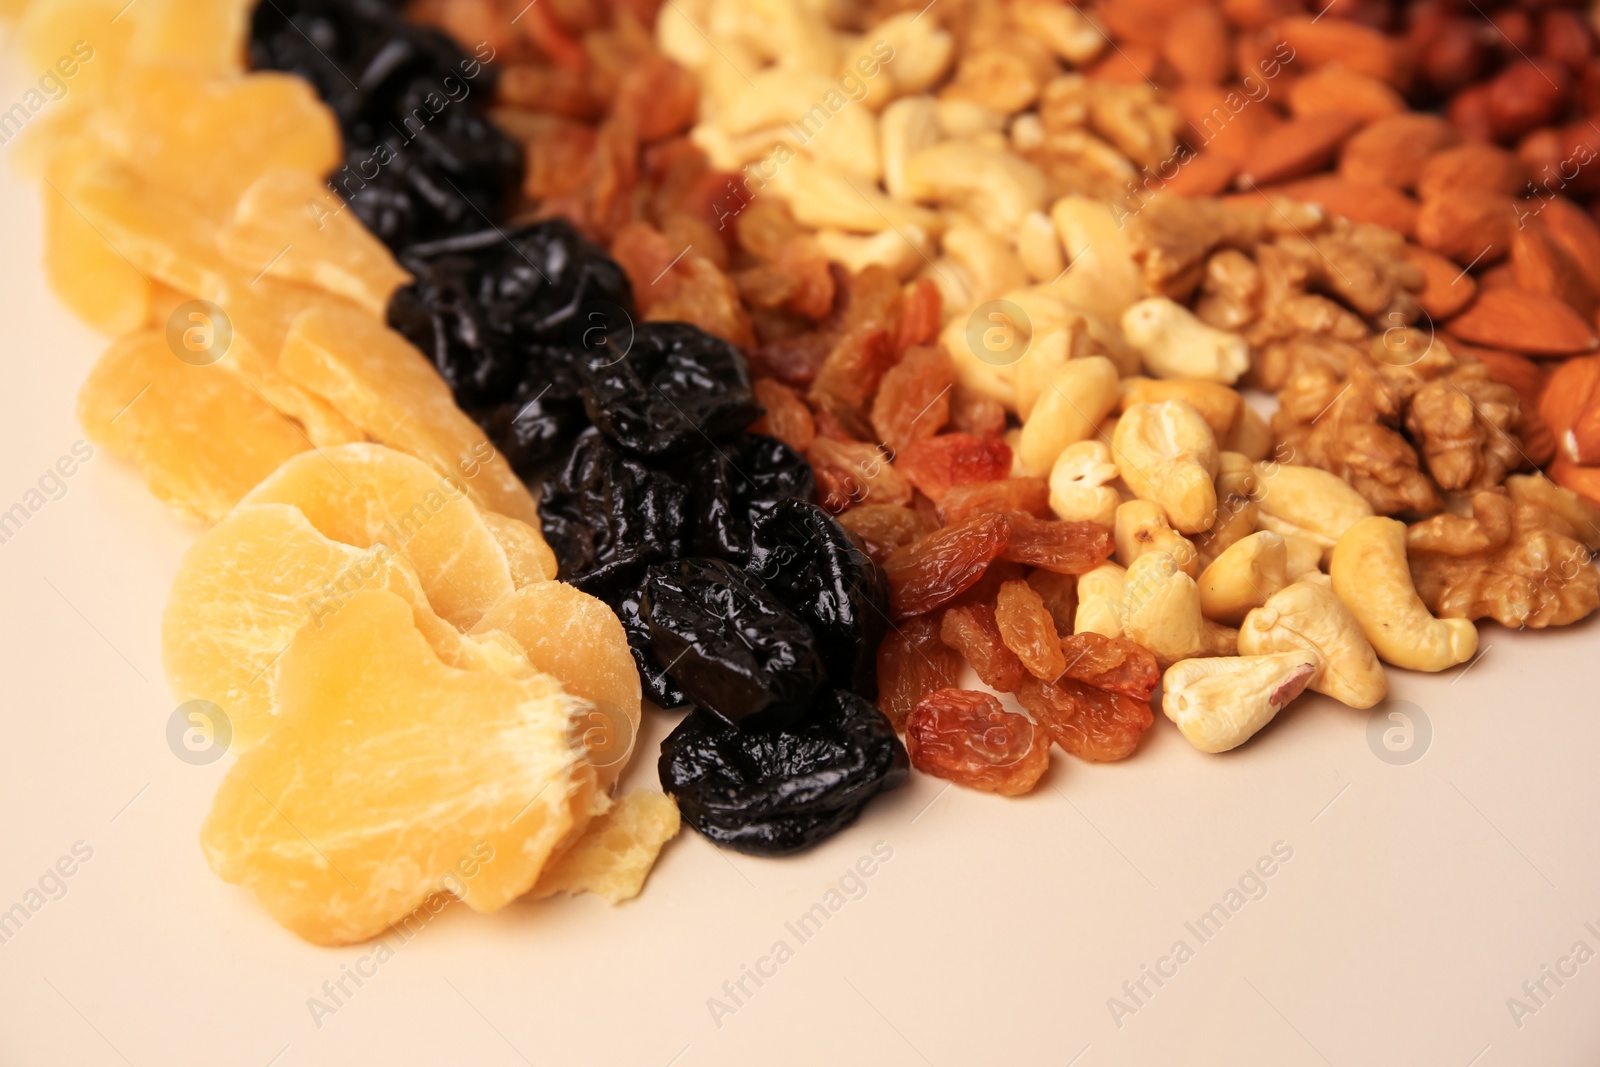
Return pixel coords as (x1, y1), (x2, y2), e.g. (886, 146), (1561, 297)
(1476, 262), (1518, 291)
(1517, 123), (1600, 197)
(1172, 83), (1283, 165)
(1406, 245), (1478, 320)
(1540, 355), (1600, 439)
(1447, 84), (1495, 143)
(1162, 151), (1239, 198)
(1415, 189), (1517, 265)
(1287, 67), (1404, 122)
(1272, 16), (1403, 86)
(1487, 59), (1571, 142)
(1449, 288), (1600, 356)
(1415, 144), (1527, 199)
(1272, 176), (1419, 236)
(1541, 9), (1595, 74)
(1539, 197), (1600, 296)
(1416, 17), (1486, 96)
(1162, 5), (1232, 85)
(1551, 458), (1600, 504)
(1239, 112), (1365, 187)
(1512, 218), (1598, 319)
(1340, 113), (1460, 189)
(1449, 341), (1545, 408)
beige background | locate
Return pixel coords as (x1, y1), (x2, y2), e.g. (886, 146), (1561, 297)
(4, 47), (1600, 1067)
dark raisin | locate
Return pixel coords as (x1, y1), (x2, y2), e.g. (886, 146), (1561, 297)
(676, 434), (814, 565)
(658, 689), (909, 855)
(641, 558), (825, 729)
(748, 499), (890, 697)
(581, 322), (761, 457)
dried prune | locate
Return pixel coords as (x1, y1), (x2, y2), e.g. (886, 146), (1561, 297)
(613, 572), (689, 710)
(641, 558), (825, 728)
(995, 580), (1068, 681)
(1017, 677), (1154, 762)
(939, 604), (1027, 693)
(876, 615), (961, 729)
(582, 322), (760, 457)
(749, 500), (890, 697)
(1000, 512), (1115, 574)
(938, 478), (1051, 524)
(883, 512), (1011, 619)
(837, 505), (937, 563)
(905, 689), (1049, 796)
(895, 434), (1014, 501)
(538, 429), (688, 586)
(658, 689), (909, 855)
(679, 434), (814, 565)
(1058, 633), (1160, 700)
(474, 346), (590, 479)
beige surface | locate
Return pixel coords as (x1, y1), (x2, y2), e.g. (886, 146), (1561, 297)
(4, 65), (1600, 1067)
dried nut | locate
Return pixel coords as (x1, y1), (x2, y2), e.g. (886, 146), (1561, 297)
(1505, 473), (1600, 553)
(1288, 67), (1405, 121)
(1540, 197), (1600, 296)
(1162, 653), (1320, 754)
(1122, 551), (1238, 666)
(1253, 462), (1374, 548)
(1075, 560), (1127, 639)
(1197, 531), (1288, 625)
(1339, 113), (1460, 190)
(1330, 516), (1478, 672)
(859, 13), (954, 97)
(1120, 298), (1250, 384)
(1115, 499), (1199, 577)
(1048, 196), (1146, 324)
(1283, 532), (1325, 578)
(1223, 403), (1273, 462)
(1268, 176), (1420, 236)
(1238, 580), (1388, 708)
(1272, 15), (1401, 85)
(943, 225), (1030, 304)
(1012, 0), (1107, 66)
(1238, 112), (1364, 188)
(1049, 440), (1120, 528)
(1113, 401), (1221, 534)
(1194, 452), (1262, 570)
(1415, 143), (1527, 199)
(815, 226), (931, 280)
(1404, 244), (1478, 320)
(1120, 377), (1243, 441)
(939, 312), (1016, 409)
(769, 156), (942, 234)
(1018, 355), (1121, 476)
(902, 141), (1046, 235)
(880, 95), (942, 200)
(1448, 287), (1600, 357)
(935, 100), (1008, 138)
(1010, 112), (1047, 153)
(1015, 209), (1065, 283)
(1014, 324), (1080, 420)
(1415, 189), (1516, 265)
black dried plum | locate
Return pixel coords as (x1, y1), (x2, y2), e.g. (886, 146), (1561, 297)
(641, 559), (824, 729)
(679, 433), (814, 564)
(658, 690), (909, 856)
(473, 346), (591, 479)
(749, 500), (890, 697)
(613, 575), (689, 710)
(538, 429), (688, 586)
(582, 323), (761, 457)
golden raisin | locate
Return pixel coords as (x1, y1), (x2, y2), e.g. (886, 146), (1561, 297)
(940, 603), (1028, 692)
(995, 580), (1068, 681)
(905, 689), (1049, 796)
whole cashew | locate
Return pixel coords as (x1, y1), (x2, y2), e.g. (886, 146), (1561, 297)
(1239, 580), (1388, 708)
(1120, 377), (1243, 441)
(1122, 551), (1237, 666)
(1018, 355), (1120, 476)
(1113, 401), (1220, 534)
(1193, 452), (1261, 571)
(1114, 499), (1198, 576)
(1254, 462), (1374, 549)
(1196, 530), (1288, 625)
(1075, 560), (1126, 639)
(1121, 297), (1251, 384)
(1330, 517), (1479, 672)
(1163, 653), (1320, 754)
(1050, 440), (1120, 528)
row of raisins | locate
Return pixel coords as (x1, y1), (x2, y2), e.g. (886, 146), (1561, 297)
(248, 0), (908, 856)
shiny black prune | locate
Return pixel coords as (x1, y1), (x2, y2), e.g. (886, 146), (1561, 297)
(749, 500), (890, 697)
(613, 575), (689, 710)
(641, 559), (825, 729)
(538, 430), (688, 587)
(679, 433), (814, 564)
(658, 690), (910, 856)
(388, 221), (634, 408)
(473, 346), (591, 479)
(581, 323), (761, 458)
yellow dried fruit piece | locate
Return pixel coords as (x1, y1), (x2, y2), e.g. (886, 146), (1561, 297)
(531, 792), (680, 904)
(40, 137), (150, 336)
(163, 504), (458, 752)
(279, 304), (541, 524)
(219, 170), (412, 317)
(77, 332), (308, 523)
(128, 0), (252, 76)
(474, 583), (642, 786)
(481, 511), (558, 586)
(242, 444), (516, 629)
(200, 588), (601, 946)
(18, 2), (128, 105)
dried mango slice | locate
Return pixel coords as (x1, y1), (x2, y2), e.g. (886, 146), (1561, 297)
(200, 588), (602, 945)
(40, 136), (150, 335)
(128, 0), (252, 76)
(531, 792), (680, 904)
(481, 511), (558, 587)
(279, 304), (541, 524)
(77, 332), (308, 522)
(163, 504), (458, 751)
(219, 170), (412, 317)
(242, 444), (516, 630)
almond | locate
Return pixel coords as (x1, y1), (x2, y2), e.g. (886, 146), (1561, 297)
(1487, 58), (1571, 141)
(1415, 143), (1527, 199)
(1162, 151), (1240, 198)
(1287, 67), (1405, 122)
(1520, 408), (1558, 467)
(1407, 245), (1478, 319)
(1162, 5), (1232, 85)
(1272, 16), (1403, 86)
(1447, 84), (1496, 143)
(1568, 400), (1600, 464)
(1539, 197), (1600, 296)
(1171, 83), (1282, 166)
(1449, 340), (1546, 409)
(1551, 458), (1600, 504)
(1339, 113), (1460, 189)
(1541, 354), (1600, 438)
(1415, 189), (1517, 265)
(1451, 288), (1600, 356)
(1511, 217), (1597, 318)
(1221, 0), (1299, 30)
(1272, 176), (1418, 235)
(1239, 112), (1365, 187)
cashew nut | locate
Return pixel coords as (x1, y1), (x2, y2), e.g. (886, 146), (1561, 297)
(1330, 517), (1479, 672)
(1239, 580), (1388, 708)
(880, 95), (942, 201)
(1193, 452), (1262, 571)
(1122, 551), (1237, 666)
(1121, 297), (1251, 384)
(858, 12), (955, 97)
(1113, 401), (1220, 534)
(768, 155), (942, 234)
(1049, 195), (1145, 325)
(1012, 2), (1108, 65)
(1015, 209), (1065, 283)
(943, 224), (1030, 304)
(1018, 355), (1120, 476)
(1197, 531), (1288, 625)
(815, 225), (932, 280)
(902, 140), (1046, 235)
(1114, 499), (1198, 576)
(1223, 402), (1274, 462)
(1075, 560), (1126, 639)
(1283, 532), (1324, 578)
(1050, 440), (1121, 528)
(1162, 654), (1320, 754)
(1119, 377), (1244, 441)
(1253, 461), (1374, 549)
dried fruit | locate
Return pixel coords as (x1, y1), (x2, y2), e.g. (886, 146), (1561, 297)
(809, 437), (913, 512)
(871, 345), (954, 456)
(876, 614), (962, 730)
(905, 689), (1049, 796)
(895, 434), (1014, 501)
(1027, 569), (1079, 634)
(884, 512), (1011, 619)
(1017, 676), (1154, 762)
(837, 505), (938, 563)
(749, 378), (816, 453)
(1058, 632), (1161, 698)
(1000, 511), (1116, 574)
(939, 603), (1028, 693)
(995, 580), (1068, 681)
(938, 478), (1052, 524)
(529, 791), (681, 904)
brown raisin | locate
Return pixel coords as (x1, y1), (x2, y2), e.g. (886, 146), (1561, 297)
(750, 378), (816, 452)
(1000, 512), (1114, 574)
(809, 438), (913, 513)
(895, 434), (1014, 501)
(1058, 633), (1160, 700)
(809, 325), (896, 437)
(871, 345), (954, 456)
(883, 511), (1010, 619)
(938, 477), (1051, 524)
(940, 603), (1028, 692)
(840, 264), (904, 336)
(995, 580), (1068, 681)
(1027, 570), (1078, 635)
(837, 504), (937, 563)
(894, 277), (942, 356)
(905, 689), (1049, 796)
(950, 384), (1008, 439)
(876, 614), (961, 729)
(1016, 677), (1154, 762)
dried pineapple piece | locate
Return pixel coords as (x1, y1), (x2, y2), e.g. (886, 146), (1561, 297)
(242, 444), (516, 630)
(200, 589), (602, 945)
(279, 304), (541, 524)
(219, 170), (412, 317)
(481, 511), (559, 587)
(128, 0), (252, 76)
(40, 137), (150, 335)
(532, 792), (680, 904)
(18, 1), (130, 106)
(77, 332), (308, 522)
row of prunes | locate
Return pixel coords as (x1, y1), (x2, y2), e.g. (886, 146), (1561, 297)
(248, 0), (907, 855)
